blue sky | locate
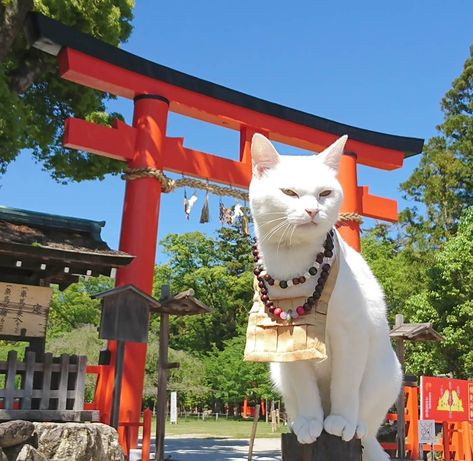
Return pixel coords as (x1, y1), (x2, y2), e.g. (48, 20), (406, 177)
(1, 1), (472, 262)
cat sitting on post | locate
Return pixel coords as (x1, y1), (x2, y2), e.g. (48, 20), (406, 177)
(246, 134), (401, 461)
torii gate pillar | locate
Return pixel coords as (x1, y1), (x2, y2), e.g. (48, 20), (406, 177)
(104, 96), (169, 442)
(338, 152), (361, 251)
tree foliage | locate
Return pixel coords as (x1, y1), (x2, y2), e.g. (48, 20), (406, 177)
(363, 46), (473, 379)
(203, 334), (276, 406)
(0, 0), (134, 181)
(154, 226), (254, 352)
(402, 208), (473, 379)
(400, 45), (473, 247)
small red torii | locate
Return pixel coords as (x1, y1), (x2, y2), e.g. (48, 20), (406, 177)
(26, 13), (423, 448)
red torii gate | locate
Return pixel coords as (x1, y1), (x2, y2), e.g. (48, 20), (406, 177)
(26, 13), (423, 448)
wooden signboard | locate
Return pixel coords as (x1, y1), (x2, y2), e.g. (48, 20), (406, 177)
(0, 282), (52, 338)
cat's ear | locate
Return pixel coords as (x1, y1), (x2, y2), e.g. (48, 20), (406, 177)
(317, 135), (348, 171)
(251, 134), (280, 177)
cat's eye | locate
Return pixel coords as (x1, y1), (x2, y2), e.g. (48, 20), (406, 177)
(319, 190), (332, 197)
(280, 188), (299, 197)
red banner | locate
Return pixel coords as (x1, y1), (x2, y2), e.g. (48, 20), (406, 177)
(420, 376), (473, 422)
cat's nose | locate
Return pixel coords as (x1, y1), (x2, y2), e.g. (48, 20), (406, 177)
(305, 208), (318, 218)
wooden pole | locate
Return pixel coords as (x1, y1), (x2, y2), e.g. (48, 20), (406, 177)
(394, 314), (406, 461)
(248, 403), (260, 461)
(281, 432), (362, 461)
(111, 339), (125, 429)
(156, 311), (169, 461)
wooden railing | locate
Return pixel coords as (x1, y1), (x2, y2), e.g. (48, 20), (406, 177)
(0, 350), (98, 422)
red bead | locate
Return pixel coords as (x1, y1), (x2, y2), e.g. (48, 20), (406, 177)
(299, 276), (306, 283)
(296, 306), (305, 316)
(273, 307), (282, 317)
(292, 278), (300, 285)
(267, 278), (275, 286)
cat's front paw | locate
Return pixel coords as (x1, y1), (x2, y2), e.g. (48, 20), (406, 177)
(292, 416), (323, 444)
(324, 414), (357, 441)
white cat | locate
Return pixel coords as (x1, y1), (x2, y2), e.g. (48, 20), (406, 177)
(249, 134), (402, 461)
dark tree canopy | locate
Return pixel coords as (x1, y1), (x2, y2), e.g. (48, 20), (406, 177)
(400, 45), (473, 247)
(0, 0), (134, 182)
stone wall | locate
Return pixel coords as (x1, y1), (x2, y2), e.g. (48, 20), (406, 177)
(0, 421), (124, 461)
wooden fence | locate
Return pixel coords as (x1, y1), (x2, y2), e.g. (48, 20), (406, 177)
(0, 350), (98, 422)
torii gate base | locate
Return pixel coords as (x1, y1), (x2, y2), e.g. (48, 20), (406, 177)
(282, 432), (362, 461)
(25, 12), (424, 450)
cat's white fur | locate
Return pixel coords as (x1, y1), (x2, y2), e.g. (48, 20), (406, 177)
(249, 134), (402, 461)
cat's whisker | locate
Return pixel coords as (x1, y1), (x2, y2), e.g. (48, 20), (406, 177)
(276, 222), (292, 255)
(259, 217), (287, 226)
(289, 224), (297, 247)
(259, 221), (288, 244)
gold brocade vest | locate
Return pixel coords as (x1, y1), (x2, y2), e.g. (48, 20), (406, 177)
(244, 239), (339, 363)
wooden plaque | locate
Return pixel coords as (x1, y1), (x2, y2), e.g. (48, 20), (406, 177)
(0, 282), (52, 338)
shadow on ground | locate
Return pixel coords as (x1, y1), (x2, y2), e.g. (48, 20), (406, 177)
(149, 437), (281, 461)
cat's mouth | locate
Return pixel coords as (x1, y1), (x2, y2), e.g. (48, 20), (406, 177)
(297, 220), (318, 228)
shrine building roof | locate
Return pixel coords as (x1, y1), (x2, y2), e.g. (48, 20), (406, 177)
(0, 206), (133, 289)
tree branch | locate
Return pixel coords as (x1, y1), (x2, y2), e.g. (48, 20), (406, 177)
(8, 51), (46, 93)
(0, 0), (33, 63)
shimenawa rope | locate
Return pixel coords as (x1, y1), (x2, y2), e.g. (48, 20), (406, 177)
(121, 168), (363, 224)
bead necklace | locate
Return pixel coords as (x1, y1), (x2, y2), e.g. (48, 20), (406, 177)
(252, 230), (335, 321)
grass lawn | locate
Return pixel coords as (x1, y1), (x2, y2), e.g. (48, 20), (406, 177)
(153, 417), (288, 439)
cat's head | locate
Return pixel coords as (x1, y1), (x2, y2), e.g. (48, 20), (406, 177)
(249, 134), (347, 245)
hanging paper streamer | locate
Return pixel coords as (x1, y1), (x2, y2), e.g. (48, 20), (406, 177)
(185, 192), (198, 220)
(232, 203), (244, 224)
(200, 191), (210, 223)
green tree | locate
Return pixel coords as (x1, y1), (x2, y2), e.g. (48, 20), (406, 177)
(144, 330), (211, 410)
(47, 275), (112, 337)
(203, 334), (278, 409)
(402, 207), (473, 379)
(0, 0), (134, 181)
(361, 224), (429, 324)
(153, 230), (254, 353)
(400, 45), (473, 247)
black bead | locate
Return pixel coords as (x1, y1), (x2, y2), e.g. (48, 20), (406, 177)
(299, 276), (306, 284)
(264, 274), (272, 281)
(279, 280), (288, 289)
(261, 294), (269, 302)
(319, 271), (329, 281)
(258, 281), (265, 289)
(292, 278), (300, 285)
(316, 253), (324, 264)
(303, 302), (311, 312)
(307, 296), (315, 304)
(324, 249), (333, 257)
(308, 266), (317, 275)
(267, 278), (275, 286)
(254, 268), (261, 276)
(313, 291), (321, 300)
(260, 287), (268, 296)
(324, 241), (334, 251)
(321, 263), (331, 273)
